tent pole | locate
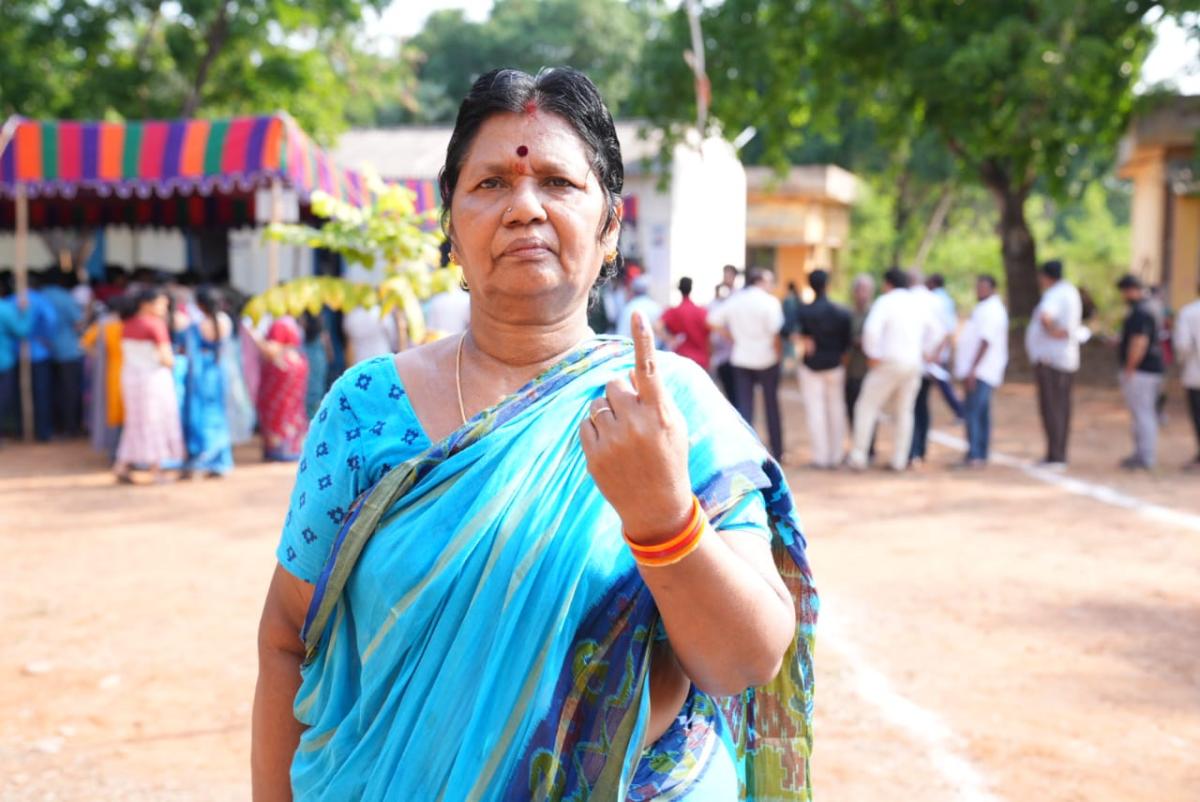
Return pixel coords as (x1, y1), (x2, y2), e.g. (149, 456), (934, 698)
(15, 185), (33, 442)
(267, 178), (282, 289)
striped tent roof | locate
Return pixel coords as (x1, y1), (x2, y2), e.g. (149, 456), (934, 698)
(0, 113), (373, 208)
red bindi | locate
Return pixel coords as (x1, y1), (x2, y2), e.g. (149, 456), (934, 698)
(523, 100), (539, 115)
(516, 145), (529, 157)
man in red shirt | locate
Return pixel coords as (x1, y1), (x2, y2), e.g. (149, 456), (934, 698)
(659, 276), (710, 369)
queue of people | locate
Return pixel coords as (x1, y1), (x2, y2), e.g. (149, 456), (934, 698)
(643, 257), (1197, 475)
(0, 270), (287, 481)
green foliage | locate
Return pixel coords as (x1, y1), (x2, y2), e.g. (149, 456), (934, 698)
(843, 179), (1132, 330)
(252, 180), (451, 341)
(633, 1), (1197, 316)
(0, 0), (408, 142)
(400, 0), (652, 123)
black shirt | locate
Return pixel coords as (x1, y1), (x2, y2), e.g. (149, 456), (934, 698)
(796, 296), (852, 371)
(1119, 302), (1164, 374)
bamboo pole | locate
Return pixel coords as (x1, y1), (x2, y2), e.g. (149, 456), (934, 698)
(267, 178), (282, 289)
(15, 185), (33, 442)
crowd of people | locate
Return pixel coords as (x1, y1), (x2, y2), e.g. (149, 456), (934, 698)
(619, 259), (1200, 474)
(4, 255), (1199, 477)
(0, 265), (475, 484)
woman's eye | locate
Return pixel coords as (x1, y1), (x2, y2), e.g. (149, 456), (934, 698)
(545, 177), (574, 188)
(478, 177), (503, 189)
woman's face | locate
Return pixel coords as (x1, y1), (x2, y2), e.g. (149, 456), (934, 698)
(449, 110), (619, 323)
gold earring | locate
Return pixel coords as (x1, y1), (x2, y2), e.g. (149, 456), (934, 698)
(605, 250), (618, 264)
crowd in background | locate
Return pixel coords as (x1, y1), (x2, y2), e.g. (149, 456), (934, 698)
(0, 264), (471, 485)
(3, 259), (1199, 478)
(612, 259), (1200, 475)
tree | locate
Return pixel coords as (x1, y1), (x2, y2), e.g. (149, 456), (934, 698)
(252, 180), (452, 344)
(400, 0), (652, 123)
(633, 2), (1198, 319)
(0, 0), (408, 143)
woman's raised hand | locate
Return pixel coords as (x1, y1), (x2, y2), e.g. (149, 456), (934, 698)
(580, 312), (694, 543)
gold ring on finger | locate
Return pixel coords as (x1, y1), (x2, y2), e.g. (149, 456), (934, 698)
(589, 406), (614, 426)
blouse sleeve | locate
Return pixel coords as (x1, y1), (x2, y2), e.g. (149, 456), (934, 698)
(276, 381), (371, 583)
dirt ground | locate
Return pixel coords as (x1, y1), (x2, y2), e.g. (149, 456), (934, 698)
(1, 379), (1197, 802)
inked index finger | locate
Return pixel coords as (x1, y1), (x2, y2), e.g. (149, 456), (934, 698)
(630, 311), (662, 405)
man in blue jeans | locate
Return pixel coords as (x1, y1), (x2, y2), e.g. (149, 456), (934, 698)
(954, 275), (1009, 467)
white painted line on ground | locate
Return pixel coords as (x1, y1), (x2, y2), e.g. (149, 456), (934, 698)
(929, 430), (1200, 534)
(820, 599), (1006, 802)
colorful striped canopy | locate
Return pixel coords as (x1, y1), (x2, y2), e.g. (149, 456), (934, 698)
(0, 113), (374, 208)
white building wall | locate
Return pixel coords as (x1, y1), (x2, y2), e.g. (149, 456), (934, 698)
(229, 229), (309, 296)
(0, 226), (189, 273)
(666, 136), (746, 306)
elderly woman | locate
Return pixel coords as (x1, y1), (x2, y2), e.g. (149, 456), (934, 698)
(252, 68), (817, 801)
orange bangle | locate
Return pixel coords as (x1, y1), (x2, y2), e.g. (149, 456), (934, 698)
(623, 497), (707, 568)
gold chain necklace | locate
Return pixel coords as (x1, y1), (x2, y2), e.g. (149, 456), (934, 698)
(455, 330), (468, 425)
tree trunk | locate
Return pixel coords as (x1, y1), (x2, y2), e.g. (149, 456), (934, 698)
(980, 162), (1039, 320)
(181, 3), (231, 118)
(911, 183), (954, 272)
(890, 166), (911, 267)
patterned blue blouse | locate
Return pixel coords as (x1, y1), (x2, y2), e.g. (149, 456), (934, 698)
(277, 355), (432, 583)
(277, 353), (770, 586)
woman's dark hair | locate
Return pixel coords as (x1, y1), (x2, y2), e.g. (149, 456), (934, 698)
(301, 311), (324, 341)
(135, 287), (167, 311)
(195, 286), (224, 352)
(438, 67), (625, 299)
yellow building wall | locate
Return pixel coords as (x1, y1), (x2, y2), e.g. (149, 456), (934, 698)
(1127, 153), (1166, 282)
(775, 245), (809, 295)
(1172, 195), (1200, 309)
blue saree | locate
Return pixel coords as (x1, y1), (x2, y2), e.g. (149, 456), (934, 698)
(280, 338), (817, 800)
(181, 324), (234, 475)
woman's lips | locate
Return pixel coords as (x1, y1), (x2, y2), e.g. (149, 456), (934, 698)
(500, 238), (554, 258)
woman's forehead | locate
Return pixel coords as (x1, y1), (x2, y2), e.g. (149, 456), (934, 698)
(463, 111), (591, 171)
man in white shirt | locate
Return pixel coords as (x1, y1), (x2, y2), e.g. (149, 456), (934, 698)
(1024, 260), (1083, 467)
(1173, 287), (1200, 471)
(848, 268), (938, 471)
(708, 268), (785, 459)
(907, 271), (953, 465)
(954, 275), (1009, 467)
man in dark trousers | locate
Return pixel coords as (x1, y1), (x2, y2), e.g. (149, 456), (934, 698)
(1024, 260), (1083, 468)
(709, 268), (785, 459)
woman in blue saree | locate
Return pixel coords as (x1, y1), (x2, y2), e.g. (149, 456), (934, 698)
(253, 68), (817, 802)
(180, 288), (234, 477)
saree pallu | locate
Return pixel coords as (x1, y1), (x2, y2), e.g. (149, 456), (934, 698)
(220, 316), (257, 445)
(114, 340), (184, 467)
(295, 338), (817, 801)
(181, 326), (234, 475)
(259, 349), (309, 461)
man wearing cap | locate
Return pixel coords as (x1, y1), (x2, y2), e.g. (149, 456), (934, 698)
(1024, 260), (1083, 468)
(1116, 274), (1165, 470)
